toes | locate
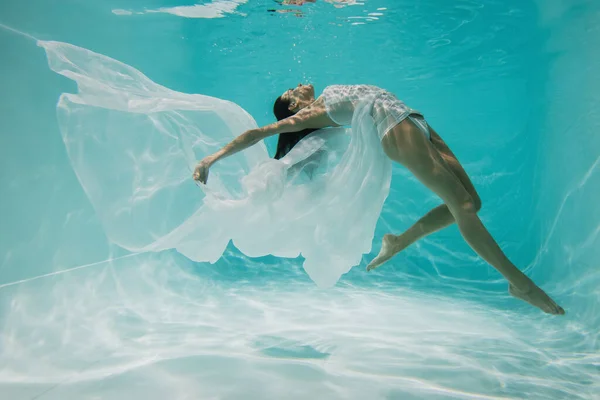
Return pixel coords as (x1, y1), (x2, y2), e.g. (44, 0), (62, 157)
(546, 301), (565, 315)
(366, 261), (381, 272)
(547, 297), (565, 315)
(552, 299), (565, 315)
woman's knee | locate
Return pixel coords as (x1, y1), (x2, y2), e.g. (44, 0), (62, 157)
(450, 191), (479, 215)
(472, 193), (482, 212)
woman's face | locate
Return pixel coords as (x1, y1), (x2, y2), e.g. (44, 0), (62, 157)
(281, 83), (315, 110)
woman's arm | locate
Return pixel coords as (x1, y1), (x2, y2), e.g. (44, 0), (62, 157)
(193, 103), (333, 183)
(209, 115), (306, 165)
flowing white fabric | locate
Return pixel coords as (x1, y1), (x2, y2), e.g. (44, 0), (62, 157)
(39, 40), (392, 288)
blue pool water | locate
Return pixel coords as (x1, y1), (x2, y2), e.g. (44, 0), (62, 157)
(0, 0), (599, 399)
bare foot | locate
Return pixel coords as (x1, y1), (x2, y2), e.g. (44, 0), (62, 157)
(509, 283), (565, 315)
(367, 234), (403, 271)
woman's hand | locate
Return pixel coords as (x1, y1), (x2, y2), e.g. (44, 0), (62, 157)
(193, 156), (214, 184)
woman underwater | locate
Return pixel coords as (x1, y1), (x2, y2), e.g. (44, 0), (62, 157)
(193, 83), (565, 316)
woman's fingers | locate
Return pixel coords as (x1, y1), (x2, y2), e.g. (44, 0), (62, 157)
(193, 165), (209, 184)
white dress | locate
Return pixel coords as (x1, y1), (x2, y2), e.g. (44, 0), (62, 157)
(322, 84), (431, 140)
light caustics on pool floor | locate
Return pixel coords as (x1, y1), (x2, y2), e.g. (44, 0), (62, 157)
(0, 252), (597, 400)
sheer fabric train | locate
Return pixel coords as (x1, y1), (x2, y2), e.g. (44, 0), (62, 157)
(40, 40), (392, 288)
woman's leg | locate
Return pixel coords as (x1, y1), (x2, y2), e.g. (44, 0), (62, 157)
(370, 118), (564, 315)
(367, 125), (481, 271)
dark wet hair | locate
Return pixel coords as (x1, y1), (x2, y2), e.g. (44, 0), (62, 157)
(272, 95), (317, 160)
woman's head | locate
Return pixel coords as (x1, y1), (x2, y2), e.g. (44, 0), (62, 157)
(272, 83), (317, 160)
(274, 84), (315, 118)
